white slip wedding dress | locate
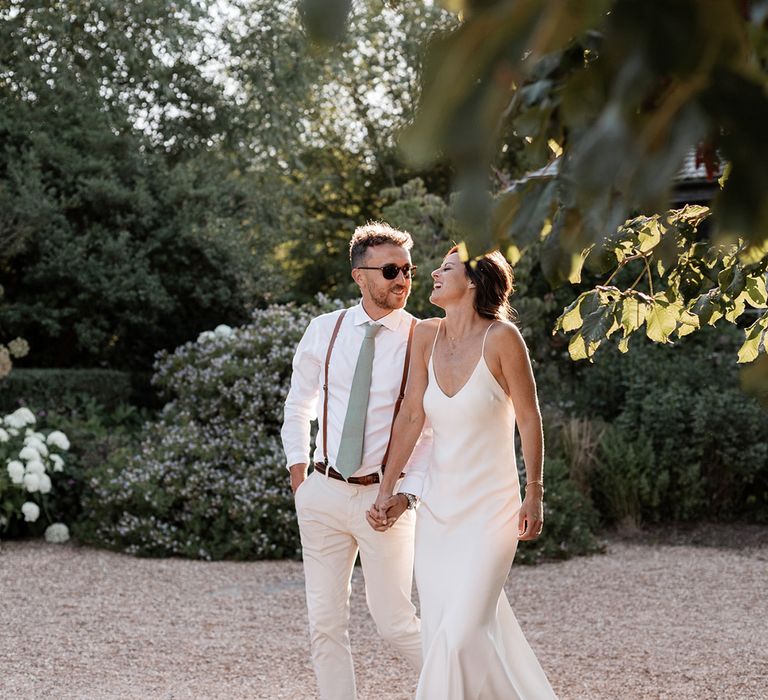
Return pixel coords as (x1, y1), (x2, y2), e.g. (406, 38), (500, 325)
(414, 322), (559, 699)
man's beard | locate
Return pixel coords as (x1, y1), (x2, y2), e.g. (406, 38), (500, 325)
(368, 282), (409, 310)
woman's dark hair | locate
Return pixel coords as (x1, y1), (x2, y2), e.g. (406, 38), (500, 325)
(447, 245), (516, 322)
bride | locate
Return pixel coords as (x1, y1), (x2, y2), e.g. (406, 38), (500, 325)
(368, 247), (558, 699)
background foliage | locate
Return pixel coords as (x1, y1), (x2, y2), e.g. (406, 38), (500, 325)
(0, 0), (253, 369)
(75, 299), (340, 559)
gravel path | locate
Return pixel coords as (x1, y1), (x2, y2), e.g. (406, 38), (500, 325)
(1, 526), (766, 700)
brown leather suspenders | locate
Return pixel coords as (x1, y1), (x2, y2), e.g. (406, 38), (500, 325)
(321, 310), (417, 471)
(321, 309), (348, 466)
(381, 318), (417, 469)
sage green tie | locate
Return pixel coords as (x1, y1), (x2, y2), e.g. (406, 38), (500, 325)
(336, 322), (383, 479)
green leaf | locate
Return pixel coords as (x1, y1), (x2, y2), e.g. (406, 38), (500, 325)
(579, 289), (602, 318)
(717, 266), (735, 293)
(619, 295), (649, 336)
(605, 305), (622, 338)
(737, 313), (768, 364)
(690, 292), (723, 326)
(645, 300), (678, 343)
(675, 307), (700, 337)
(744, 275), (768, 308)
(740, 238), (768, 266)
(506, 245), (522, 266)
(723, 293), (747, 323)
(568, 331), (600, 362)
(568, 332), (588, 361)
(617, 336), (630, 353)
(581, 304), (614, 344)
(720, 265), (746, 299)
(718, 162), (732, 189)
(671, 204), (711, 228)
(556, 294), (586, 333)
(637, 220), (662, 254)
(567, 252), (587, 284)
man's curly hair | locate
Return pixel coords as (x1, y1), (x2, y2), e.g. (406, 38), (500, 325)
(349, 221), (413, 268)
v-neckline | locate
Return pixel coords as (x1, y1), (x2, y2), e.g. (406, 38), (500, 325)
(430, 354), (485, 400)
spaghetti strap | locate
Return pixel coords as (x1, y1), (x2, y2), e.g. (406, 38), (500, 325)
(429, 319), (442, 361)
(481, 321), (497, 356)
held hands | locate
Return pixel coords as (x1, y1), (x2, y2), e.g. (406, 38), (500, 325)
(518, 485), (544, 541)
(366, 492), (408, 532)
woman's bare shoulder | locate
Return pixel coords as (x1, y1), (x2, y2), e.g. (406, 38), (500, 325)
(414, 317), (441, 336)
(412, 318), (441, 350)
(487, 320), (527, 355)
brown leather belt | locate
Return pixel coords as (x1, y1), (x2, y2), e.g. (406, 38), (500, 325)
(313, 462), (405, 486)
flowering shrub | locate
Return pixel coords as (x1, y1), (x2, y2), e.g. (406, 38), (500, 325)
(78, 297), (343, 560)
(0, 336), (29, 379)
(0, 407), (71, 541)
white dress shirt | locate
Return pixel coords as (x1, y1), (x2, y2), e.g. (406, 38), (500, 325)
(281, 302), (431, 497)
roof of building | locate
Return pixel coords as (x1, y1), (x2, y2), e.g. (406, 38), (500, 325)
(508, 148), (723, 189)
(674, 149), (723, 183)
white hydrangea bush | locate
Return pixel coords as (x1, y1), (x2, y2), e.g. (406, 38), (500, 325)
(0, 407), (71, 541)
(80, 297), (344, 560)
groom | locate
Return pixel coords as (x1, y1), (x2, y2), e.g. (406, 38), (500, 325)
(281, 222), (430, 700)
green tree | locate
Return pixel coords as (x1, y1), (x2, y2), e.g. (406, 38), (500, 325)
(0, 1), (251, 369)
(225, 1), (458, 303)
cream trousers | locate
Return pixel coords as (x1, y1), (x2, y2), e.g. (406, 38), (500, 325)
(295, 470), (422, 700)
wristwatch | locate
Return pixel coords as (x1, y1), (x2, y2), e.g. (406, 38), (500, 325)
(400, 492), (419, 510)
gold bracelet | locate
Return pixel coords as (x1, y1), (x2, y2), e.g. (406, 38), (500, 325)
(526, 479), (544, 490)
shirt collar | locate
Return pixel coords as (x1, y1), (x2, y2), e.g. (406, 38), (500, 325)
(351, 302), (405, 332)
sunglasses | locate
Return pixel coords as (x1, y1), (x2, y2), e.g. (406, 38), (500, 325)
(357, 263), (417, 280)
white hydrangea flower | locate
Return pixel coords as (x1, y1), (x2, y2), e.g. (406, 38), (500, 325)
(44, 523), (70, 544)
(50, 454), (65, 472)
(23, 473), (40, 492)
(197, 330), (216, 343)
(38, 473), (52, 494)
(0, 427), (9, 442)
(11, 407), (36, 426)
(24, 436), (48, 457)
(25, 430), (46, 441)
(7, 427), (19, 437)
(26, 459), (46, 476)
(7, 460), (24, 484)
(4, 413), (26, 429)
(214, 324), (233, 337)
(46, 431), (70, 451)
(21, 501), (40, 522)
(18, 446), (40, 461)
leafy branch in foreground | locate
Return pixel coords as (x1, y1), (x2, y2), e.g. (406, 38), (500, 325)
(300, 0), (768, 404)
(553, 205), (768, 365)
